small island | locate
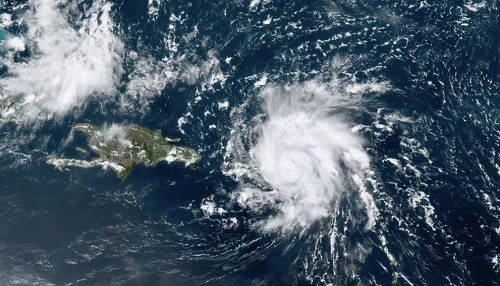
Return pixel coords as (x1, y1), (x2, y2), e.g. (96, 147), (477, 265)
(47, 123), (201, 180)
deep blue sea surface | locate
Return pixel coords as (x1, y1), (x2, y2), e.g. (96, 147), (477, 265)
(0, 0), (498, 285)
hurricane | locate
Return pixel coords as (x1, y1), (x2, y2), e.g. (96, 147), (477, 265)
(0, 0), (498, 285)
(231, 81), (378, 233)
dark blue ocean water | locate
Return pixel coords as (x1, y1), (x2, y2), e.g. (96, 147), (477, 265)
(0, 0), (499, 285)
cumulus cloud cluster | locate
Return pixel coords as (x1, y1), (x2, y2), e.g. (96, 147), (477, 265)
(0, 0), (123, 119)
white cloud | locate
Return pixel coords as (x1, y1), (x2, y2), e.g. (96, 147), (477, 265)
(227, 80), (382, 232)
(0, 0), (123, 119)
(4, 37), (25, 51)
(0, 13), (13, 28)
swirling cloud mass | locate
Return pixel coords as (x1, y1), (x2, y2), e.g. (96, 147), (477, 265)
(236, 81), (378, 232)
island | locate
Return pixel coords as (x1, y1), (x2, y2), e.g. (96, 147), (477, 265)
(47, 123), (201, 180)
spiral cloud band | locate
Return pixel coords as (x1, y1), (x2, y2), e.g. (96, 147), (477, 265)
(235, 81), (377, 232)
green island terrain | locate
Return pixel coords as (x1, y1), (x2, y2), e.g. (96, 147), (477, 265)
(47, 123), (201, 180)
